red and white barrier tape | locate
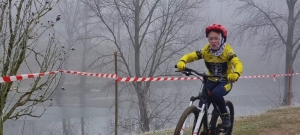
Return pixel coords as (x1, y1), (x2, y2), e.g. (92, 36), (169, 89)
(0, 70), (116, 83)
(117, 77), (200, 82)
(116, 72), (300, 82)
(240, 72), (300, 79)
(1, 70), (299, 83)
(0, 71), (60, 83)
(60, 70), (116, 79)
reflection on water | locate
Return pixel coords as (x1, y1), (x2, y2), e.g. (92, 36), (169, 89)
(4, 106), (114, 135)
(4, 75), (300, 134)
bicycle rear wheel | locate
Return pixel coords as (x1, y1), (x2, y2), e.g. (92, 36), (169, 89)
(209, 100), (234, 135)
(174, 105), (201, 135)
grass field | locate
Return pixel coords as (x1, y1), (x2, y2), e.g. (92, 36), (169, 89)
(144, 106), (300, 135)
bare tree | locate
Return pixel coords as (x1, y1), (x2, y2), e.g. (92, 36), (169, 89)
(55, 0), (100, 134)
(56, 0), (82, 89)
(0, 0), (62, 135)
(257, 79), (284, 107)
(232, 0), (300, 105)
(83, 0), (206, 132)
(55, 0), (82, 134)
(55, 0), (90, 134)
(102, 84), (192, 134)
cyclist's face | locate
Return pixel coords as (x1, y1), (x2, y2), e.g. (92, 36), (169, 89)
(208, 31), (220, 50)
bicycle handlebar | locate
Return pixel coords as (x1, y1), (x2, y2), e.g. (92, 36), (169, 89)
(174, 65), (227, 82)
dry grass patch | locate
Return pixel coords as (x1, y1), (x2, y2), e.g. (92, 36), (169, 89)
(233, 106), (300, 135)
(145, 106), (300, 135)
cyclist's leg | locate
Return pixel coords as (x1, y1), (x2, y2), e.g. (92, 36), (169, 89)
(198, 80), (219, 109)
(210, 82), (232, 127)
(197, 81), (219, 132)
(210, 82), (232, 113)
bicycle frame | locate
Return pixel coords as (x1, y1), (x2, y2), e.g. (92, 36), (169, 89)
(180, 80), (222, 135)
(175, 65), (225, 135)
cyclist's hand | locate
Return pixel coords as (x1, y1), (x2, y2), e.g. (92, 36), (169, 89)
(177, 60), (186, 71)
(227, 72), (240, 82)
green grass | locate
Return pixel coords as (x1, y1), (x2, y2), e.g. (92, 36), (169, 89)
(145, 106), (300, 135)
(232, 106), (300, 135)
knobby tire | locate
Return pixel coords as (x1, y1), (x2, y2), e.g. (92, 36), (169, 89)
(174, 105), (201, 135)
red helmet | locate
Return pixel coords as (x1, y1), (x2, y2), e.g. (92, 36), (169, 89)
(205, 23), (227, 42)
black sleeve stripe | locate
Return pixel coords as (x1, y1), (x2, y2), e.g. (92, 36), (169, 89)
(196, 50), (202, 59)
(234, 72), (240, 77)
(228, 54), (237, 61)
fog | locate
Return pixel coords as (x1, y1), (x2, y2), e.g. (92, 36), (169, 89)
(2, 0), (300, 135)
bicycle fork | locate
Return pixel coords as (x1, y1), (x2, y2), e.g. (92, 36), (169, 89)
(193, 104), (205, 135)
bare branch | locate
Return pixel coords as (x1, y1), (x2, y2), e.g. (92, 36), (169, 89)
(233, 0), (287, 45)
(85, 0), (133, 77)
(83, 0), (206, 132)
(233, 0), (300, 105)
(0, 1), (62, 131)
(292, 44), (300, 60)
(113, 0), (135, 48)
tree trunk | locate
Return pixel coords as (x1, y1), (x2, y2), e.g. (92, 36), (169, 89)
(79, 23), (88, 135)
(0, 86), (4, 135)
(62, 119), (69, 135)
(134, 0), (141, 78)
(79, 59), (86, 135)
(133, 0), (150, 131)
(0, 110), (3, 135)
(135, 83), (150, 132)
(282, 0), (296, 106)
(55, 37), (73, 135)
(80, 118), (85, 135)
(282, 47), (294, 106)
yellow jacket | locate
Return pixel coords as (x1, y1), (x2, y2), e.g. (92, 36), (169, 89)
(179, 43), (243, 81)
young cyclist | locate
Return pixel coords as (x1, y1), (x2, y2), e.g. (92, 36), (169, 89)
(176, 23), (243, 127)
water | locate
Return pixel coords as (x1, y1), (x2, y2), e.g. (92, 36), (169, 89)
(4, 77), (299, 135)
(4, 49), (300, 134)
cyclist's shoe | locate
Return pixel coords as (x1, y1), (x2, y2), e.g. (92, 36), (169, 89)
(220, 113), (231, 128)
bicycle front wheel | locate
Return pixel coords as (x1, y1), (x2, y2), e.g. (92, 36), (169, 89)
(174, 105), (201, 135)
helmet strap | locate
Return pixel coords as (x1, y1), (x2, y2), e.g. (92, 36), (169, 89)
(211, 34), (225, 51)
(217, 34), (225, 50)
(210, 34), (226, 56)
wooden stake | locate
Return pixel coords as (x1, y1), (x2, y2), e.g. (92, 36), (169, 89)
(114, 51), (118, 135)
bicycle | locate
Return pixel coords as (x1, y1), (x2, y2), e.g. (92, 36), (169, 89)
(173, 65), (234, 135)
